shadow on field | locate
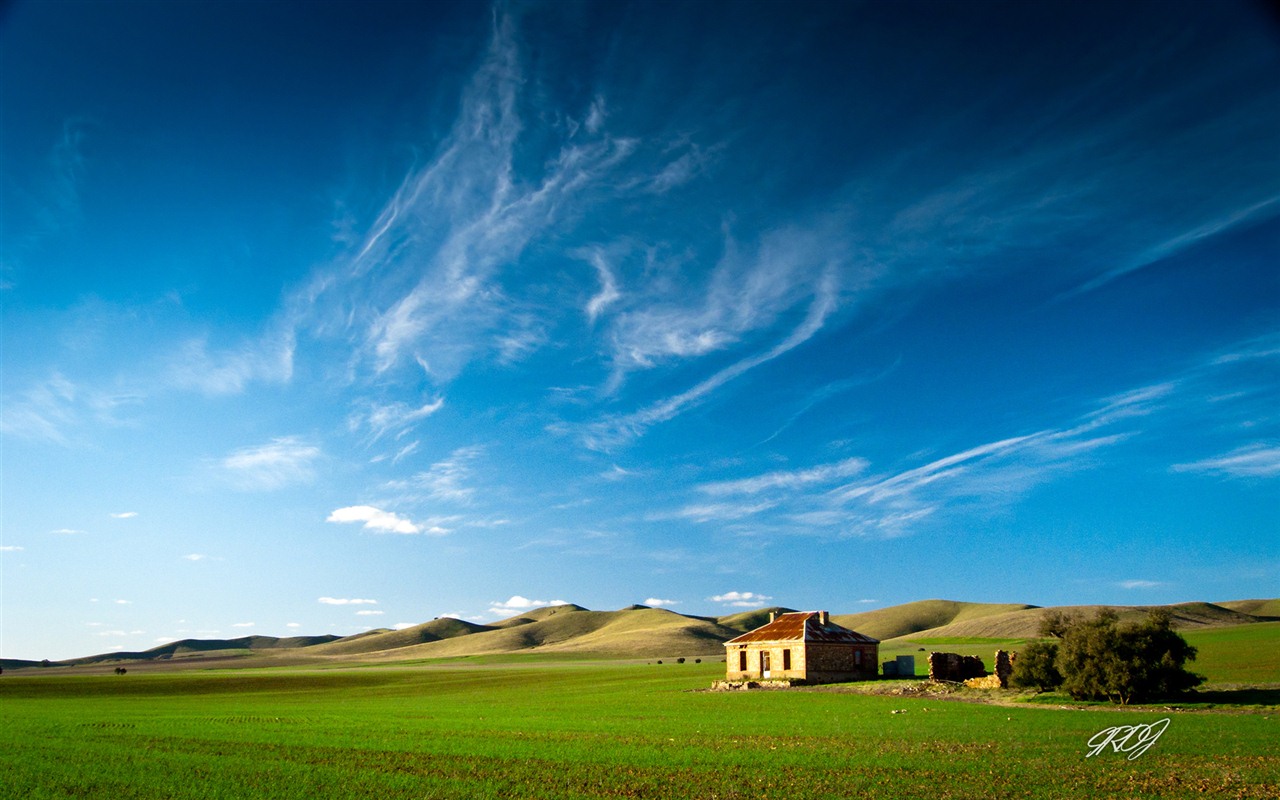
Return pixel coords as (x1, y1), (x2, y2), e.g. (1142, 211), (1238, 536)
(1185, 687), (1280, 706)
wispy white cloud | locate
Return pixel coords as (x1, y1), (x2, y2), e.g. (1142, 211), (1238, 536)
(326, 505), (422, 535)
(392, 622), (417, 631)
(287, 13), (640, 384)
(0, 373), (139, 445)
(584, 250), (621, 323)
(1070, 194), (1280, 297)
(4, 118), (92, 281)
(404, 446), (484, 505)
(50, 528), (86, 535)
(355, 610), (384, 616)
(666, 501), (779, 523)
(182, 554), (209, 562)
(353, 397), (444, 442)
(642, 146), (710, 194)
(1117, 580), (1165, 590)
(674, 377), (1166, 538)
(167, 331), (294, 395)
(110, 511), (138, 519)
(317, 597), (378, 606)
(601, 465), (633, 482)
(699, 457), (868, 496)
(286, 622), (301, 628)
(0, 545), (25, 552)
(709, 591), (773, 608)
(220, 437), (320, 491)
(1172, 444), (1280, 479)
(391, 441), (420, 465)
(231, 622), (255, 628)
(587, 267), (841, 450)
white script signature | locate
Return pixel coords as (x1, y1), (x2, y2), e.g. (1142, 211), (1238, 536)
(1085, 718), (1171, 760)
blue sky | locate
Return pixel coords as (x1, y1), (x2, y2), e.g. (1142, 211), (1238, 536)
(2, 0), (1277, 661)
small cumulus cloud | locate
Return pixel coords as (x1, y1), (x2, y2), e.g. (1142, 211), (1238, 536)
(710, 591), (773, 607)
(326, 505), (423, 535)
(318, 597), (378, 605)
(182, 553), (209, 561)
(220, 437), (320, 491)
(110, 511), (138, 519)
(489, 595), (569, 617)
(231, 622), (255, 628)
(644, 597), (678, 607)
(50, 528), (86, 535)
(355, 610), (384, 616)
(114, 599), (132, 605)
(286, 622), (301, 628)
(0, 545), (24, 552)
(392, 622), (417, 630)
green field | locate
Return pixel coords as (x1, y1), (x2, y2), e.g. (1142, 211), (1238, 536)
(2, 659), (1276, 799)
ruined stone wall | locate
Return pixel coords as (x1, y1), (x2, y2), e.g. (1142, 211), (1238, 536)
(927, 651), (986, 682)
(994, 650), (1015, 688)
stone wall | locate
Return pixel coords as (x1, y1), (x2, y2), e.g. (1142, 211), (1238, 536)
(948, 650), (1018, 688)
(807, 643), (878, 681)
(994, 650), (1015, 688)
(927, 651), (986, 682)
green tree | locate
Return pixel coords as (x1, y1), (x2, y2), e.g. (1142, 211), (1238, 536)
(1008, 640), (1061, 692)
(1056, 609), (1203, 704)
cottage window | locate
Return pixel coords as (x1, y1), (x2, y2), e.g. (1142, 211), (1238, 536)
(738, 650), (747, 671)
(782, 649), (791, 670)
(855, 650), (862, 665)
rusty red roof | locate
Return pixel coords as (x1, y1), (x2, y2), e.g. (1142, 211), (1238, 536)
(725, 611), (879, 645)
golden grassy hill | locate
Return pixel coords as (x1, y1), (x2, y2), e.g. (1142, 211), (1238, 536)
(33, 598), (1280, 670)
(714, 607), (798, 633)
(304, 617), (491, 656)
(832, 600), (1037, 641)
(1217, 599), (1280, 619)
(897, 601), (1264, 640)
(489, 603), (590, 629)
(333, 605), (738, 661)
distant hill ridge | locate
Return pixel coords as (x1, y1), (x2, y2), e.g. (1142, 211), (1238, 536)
(7, 598), (1276, 670)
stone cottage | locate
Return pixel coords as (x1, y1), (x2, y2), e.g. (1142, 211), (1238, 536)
(724, 611), (879, 684)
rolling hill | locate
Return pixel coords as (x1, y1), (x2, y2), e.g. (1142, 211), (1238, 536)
(832, 600), (1037, 640)
(898, 601), (1264, 640)
(1217, 599), (1280, 619)
(12, 598), (1278, 670)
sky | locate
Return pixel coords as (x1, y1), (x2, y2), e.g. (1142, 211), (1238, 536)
(1, 0), (1277, 662)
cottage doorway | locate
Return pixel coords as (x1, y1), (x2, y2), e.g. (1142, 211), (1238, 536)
(761, 651), (771, 678)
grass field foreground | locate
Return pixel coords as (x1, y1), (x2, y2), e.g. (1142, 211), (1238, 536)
(2, 661), (1276, 799)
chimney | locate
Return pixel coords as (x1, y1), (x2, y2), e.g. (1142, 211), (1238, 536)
(769, 611), (777, 623)
(819, 610), (829, 626)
